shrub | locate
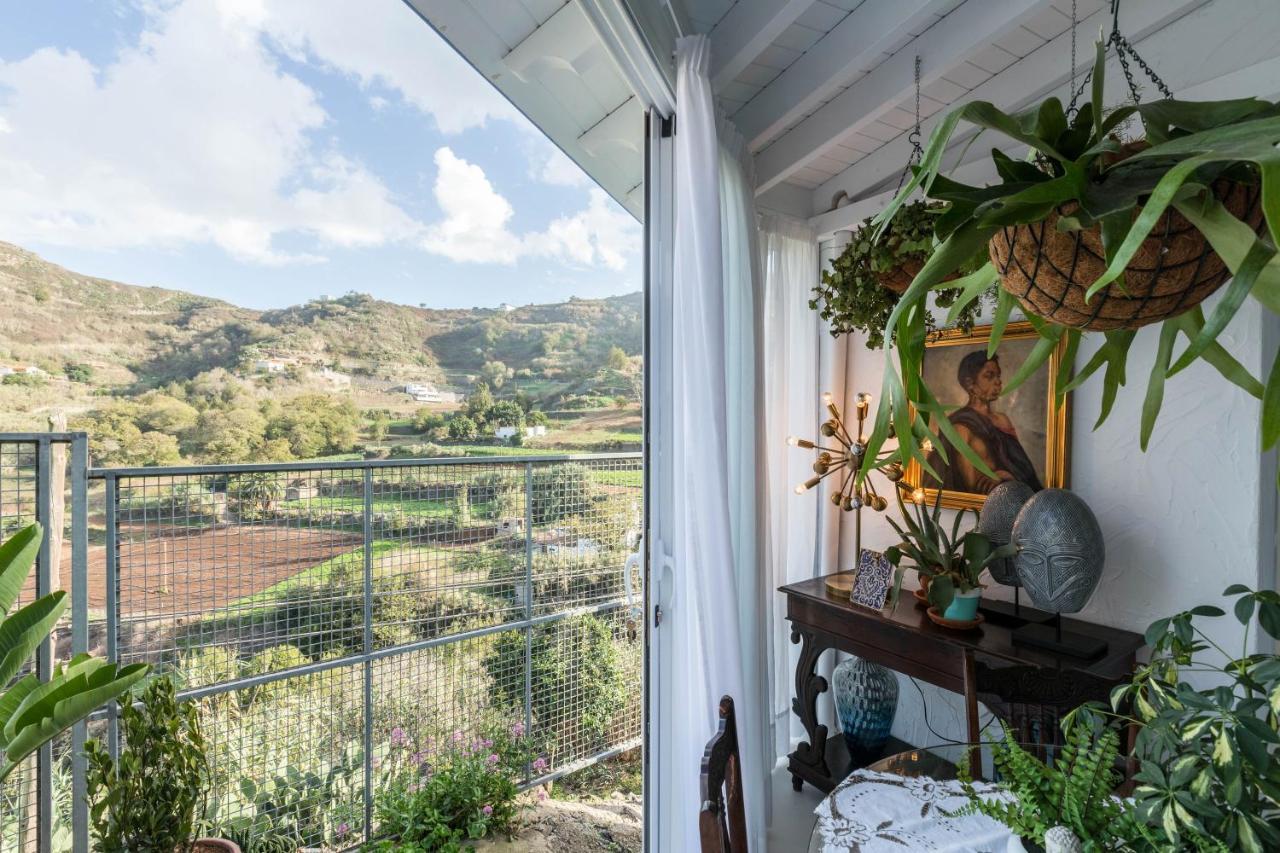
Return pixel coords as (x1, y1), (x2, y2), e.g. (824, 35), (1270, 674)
(370, 721), (539, 852)
(178, 644), (240, 690)
(530, 464), (593, 525)
(487, 614), (624, 755)
(63, 362), (94, 383)
(274, 587), (364, 658)
(2, 372), (46, 388)
(446, 415), (479, 441)
(86, 677), (208, 853)
(242, 644), (310, 706)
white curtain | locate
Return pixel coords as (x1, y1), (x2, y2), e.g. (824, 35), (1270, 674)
(657, 33), (765, 853)
(761, 221), (858, 760)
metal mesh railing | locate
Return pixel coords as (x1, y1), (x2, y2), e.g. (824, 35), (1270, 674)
(92, 453), (643, 850)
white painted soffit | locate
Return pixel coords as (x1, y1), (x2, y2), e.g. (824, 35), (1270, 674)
(404, 0), (649, 221)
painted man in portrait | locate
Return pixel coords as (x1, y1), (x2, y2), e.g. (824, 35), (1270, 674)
(926, 350), (1043, 495)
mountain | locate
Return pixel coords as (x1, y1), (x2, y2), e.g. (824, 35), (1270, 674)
(0, 241), (642, 430)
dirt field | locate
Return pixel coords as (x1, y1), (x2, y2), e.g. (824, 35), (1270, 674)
(47, 524), (361, 616)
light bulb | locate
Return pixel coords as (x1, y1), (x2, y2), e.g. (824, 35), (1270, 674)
(794, 484), (806, 495)
(920, 439), (934, 454)
(856, 392), (872, 407)
(786, 435), (799, 447)
(822, 391), (833, 406)
(911, 488), (926, 505)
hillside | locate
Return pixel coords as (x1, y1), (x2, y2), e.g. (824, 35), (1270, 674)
(0, 241), (642, 432)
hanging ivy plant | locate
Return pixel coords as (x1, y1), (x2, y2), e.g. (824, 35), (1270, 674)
(810, 200), (991, 349)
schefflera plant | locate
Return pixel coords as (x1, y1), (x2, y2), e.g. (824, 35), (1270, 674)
(855, 41), (1280, 489)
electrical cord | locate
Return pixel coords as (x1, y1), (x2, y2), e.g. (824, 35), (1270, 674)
(909, 676), (999, 745)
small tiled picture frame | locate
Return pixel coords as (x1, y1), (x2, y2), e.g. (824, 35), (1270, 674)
(851, 549), (893, 611)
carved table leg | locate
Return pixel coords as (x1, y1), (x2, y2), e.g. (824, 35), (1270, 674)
(788, 625), (830, 790)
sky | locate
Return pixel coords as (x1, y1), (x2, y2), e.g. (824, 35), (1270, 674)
(0, 0), (643, 309)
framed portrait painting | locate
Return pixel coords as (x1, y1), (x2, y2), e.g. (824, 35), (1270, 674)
(906, 322), (1070, 510)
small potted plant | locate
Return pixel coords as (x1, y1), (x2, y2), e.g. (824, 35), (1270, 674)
(885, 488), (1014, 627)
(810, 199), (992, 350)
(86, 676), (239, 853)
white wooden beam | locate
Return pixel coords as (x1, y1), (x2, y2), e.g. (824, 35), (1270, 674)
(812, 0), (1211, 207)
(708, 0), (816, 93)
(731, 0), (957, 150)
(752, 0), (1053, 194)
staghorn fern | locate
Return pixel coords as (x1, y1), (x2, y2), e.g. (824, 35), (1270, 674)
(953, 719), (1150, 851)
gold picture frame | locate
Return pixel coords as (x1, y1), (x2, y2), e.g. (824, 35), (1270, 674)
(905, 322), (1070, 511)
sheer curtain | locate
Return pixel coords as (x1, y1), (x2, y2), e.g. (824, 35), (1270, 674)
(761, 221), (856, 759)
(656, 33), (765, 853)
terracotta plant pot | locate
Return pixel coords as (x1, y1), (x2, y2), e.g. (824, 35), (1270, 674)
(988, 179), (1264, 331)
(192, 840), (241, 853)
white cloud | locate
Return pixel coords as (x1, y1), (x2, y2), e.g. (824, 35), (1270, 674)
(0, 0), (635, 274)
(422, 147), (639, 271)
(0, 0), (418, 264)
(256, 0), (523, 134)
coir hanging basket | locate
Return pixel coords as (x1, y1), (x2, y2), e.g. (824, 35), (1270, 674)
(878, 257), (963, 295)
(988, 180), (1264, 331)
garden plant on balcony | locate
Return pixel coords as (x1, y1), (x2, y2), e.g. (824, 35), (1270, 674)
(855, 41), (1280, 488)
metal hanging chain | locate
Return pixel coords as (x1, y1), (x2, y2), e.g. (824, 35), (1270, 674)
(895, 55), (925, 193)
(1108, 0), (1172, 104)
(1067, 0), (1080, 117)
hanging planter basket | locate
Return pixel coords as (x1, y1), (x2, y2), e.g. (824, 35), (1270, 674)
(877, 256), (933, 295)
(988, 179), (1265, 331)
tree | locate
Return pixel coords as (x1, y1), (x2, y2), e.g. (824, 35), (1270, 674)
(412, 409), (445, 435)
(480, 360), (512, 390)
(605, 345), (629, 371)
(135, 394), (199, 436)
(191, 407), (266, 463)
(487, 400), (525, 429)
(527, 410), (550, 428)
(447, 415), (478, 441)
(369, 410), (390, 442)
(63, 363), (94, 383)
(264, 394), (360, 459)
(465, 383), (494, 421)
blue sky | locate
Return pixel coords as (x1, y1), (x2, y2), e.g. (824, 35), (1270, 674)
(0, 0), (642, 309)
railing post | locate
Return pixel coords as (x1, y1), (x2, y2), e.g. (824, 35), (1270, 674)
(34, 437), (52, 853)
(70, 435), (89, 853)
(523, 462), (534, 783)
(362, 466), (374, 840)
(104, 475), (120, 762)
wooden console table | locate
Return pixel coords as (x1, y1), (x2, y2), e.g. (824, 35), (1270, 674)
(781, 576), (1145, 794)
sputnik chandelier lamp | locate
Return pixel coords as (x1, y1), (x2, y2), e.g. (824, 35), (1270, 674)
(788, 391), (921, 595)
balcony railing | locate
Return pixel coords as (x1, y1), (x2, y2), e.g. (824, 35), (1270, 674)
(0, 435), (643, 852)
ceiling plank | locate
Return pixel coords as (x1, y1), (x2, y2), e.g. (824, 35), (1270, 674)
(708, 0), (818, 93)
(752, 0), (1054, 194)
(730, 0), (960, 151)
(810, 0), (1213, 208)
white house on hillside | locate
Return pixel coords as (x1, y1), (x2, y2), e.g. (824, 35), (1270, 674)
(404, 382), (456, 404)
(495, 424), (547, 442)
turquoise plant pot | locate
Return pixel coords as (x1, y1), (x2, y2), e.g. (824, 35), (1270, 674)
(943, 590), (981, 621)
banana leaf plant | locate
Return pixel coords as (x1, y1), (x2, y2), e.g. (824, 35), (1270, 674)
(0, 524), (148, 783)
(885, 487), (1015, 613)
(857, 40), (1280, 488)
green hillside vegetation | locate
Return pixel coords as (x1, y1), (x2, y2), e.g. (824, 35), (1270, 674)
(0, 242), (642, 461)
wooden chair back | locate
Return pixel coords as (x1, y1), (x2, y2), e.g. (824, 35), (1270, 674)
(700, 695), (748, 853)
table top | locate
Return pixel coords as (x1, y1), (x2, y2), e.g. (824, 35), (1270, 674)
(781, 575), (1144, 680)
(808, 737), (1029, 850)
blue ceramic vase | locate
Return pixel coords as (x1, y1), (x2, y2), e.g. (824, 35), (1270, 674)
(832, 657), (898, 761)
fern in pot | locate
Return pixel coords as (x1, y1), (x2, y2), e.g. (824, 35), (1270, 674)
(811, 199), (993, 349)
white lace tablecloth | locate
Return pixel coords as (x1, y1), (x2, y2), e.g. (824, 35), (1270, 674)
(813, 769), (1027, 852)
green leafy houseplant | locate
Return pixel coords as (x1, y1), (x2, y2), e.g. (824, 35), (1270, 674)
(1082, 586), (1280, 852)
(810, 200), (992, 349)
(85, 677), (209, 853)
(884, 487), (1014, 614)
(856, 41), (1280, 489)
(954, 717), (1149, 851)
(0, 524), (147, 784)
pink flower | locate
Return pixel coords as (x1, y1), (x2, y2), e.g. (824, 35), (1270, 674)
(532, 757), (548, 773)
(390, 727), (408, 747)
(511, 721), (525, 737)
(452, 730), (464, 742)
(336, 822), (350, 838)
(482, 804), (494, 816)
(536, 788), (548, 802)
(487, 753), (500, 765)
(482, 739), (493, 749)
